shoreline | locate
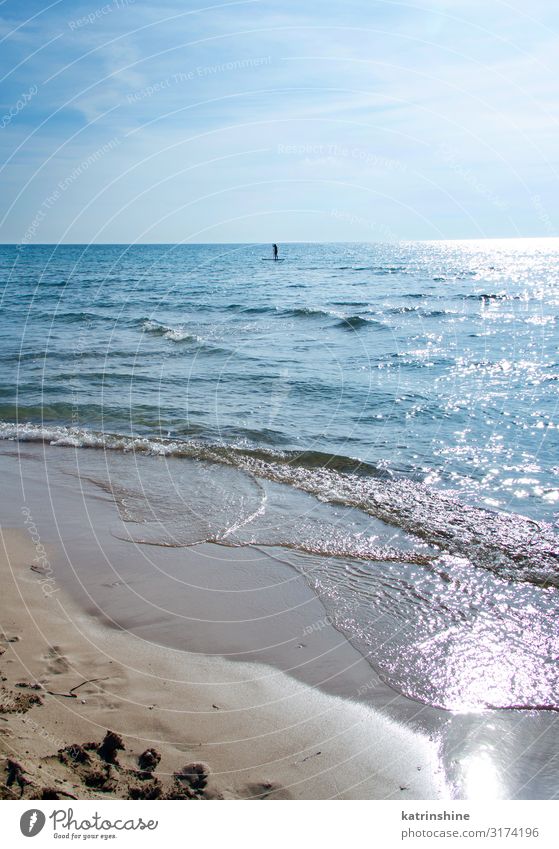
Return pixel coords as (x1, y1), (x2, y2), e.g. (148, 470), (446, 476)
(0, 442), (557, 800)
(0, 446), (447, 800)
(0, 527), (444, 800)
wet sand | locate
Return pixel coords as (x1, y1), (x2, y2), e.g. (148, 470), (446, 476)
(0, 442), (556, 799)
(0, 445), (447, 800)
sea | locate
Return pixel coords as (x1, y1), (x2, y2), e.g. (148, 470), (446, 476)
(1, 239), (558, 714)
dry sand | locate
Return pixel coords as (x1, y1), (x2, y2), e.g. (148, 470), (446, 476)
(0, 525), (446, 800)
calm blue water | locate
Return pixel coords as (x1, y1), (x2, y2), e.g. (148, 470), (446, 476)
(2, 240), (558, 515)
(1, 240), (558, 710)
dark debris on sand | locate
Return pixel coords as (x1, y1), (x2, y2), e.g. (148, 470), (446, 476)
(1, 731), (215, 800)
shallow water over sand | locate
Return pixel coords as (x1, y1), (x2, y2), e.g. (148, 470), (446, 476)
(1, 443), (556, 800)
(4, 439), (557, 715)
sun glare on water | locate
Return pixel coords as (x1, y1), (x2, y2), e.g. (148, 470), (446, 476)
(461, 750), (504, 800)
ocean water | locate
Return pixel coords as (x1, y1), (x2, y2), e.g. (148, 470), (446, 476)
(1, 240), (558, 711)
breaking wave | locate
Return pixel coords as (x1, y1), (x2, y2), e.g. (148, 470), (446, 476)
(1, 421), (557, 588)
(141, 319), (202, 343)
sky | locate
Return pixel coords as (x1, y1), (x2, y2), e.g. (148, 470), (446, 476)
(0, 0), (558, 243)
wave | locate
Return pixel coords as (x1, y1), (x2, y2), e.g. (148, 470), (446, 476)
(330, 301), (369, 307)
(33, 310), (116, 325)
(421, 309), (455, 318)
(1, 421), (557, 588)
(335, 315), (387, 330)
(324, 264), (407, 274)
(238, 305), (333, 320)
(385, 306), (455, 318)
(1, 347), (166, 365)
(141, 319), (202, 343)
(238, 306), (271, 315)
(460, 292), (516, 302)
(282, 306), (332, 319)
(0, 404), (176, 428)
(372, 265), (407, 275)
(334, 265), (406, 274)
(222, 304), (383, 324)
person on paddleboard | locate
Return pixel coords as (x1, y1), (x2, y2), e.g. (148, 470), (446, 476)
(272, 243), (278, 261)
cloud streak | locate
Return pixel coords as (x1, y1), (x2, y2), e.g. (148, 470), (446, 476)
(0, 0), (557, 242)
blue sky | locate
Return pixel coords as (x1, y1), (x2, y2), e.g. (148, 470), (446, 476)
(0, 0), (558, 242)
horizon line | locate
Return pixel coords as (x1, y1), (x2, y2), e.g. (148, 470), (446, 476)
(2, 236), (559, 247)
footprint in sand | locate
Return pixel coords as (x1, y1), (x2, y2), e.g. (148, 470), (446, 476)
(44, 646), (70, 675)
(242, 781), (292, 800)
(0, 633), (20, 645)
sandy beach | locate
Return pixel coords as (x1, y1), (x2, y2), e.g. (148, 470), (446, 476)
(0, 444), (448, 801)
(2, 0), (558, 835)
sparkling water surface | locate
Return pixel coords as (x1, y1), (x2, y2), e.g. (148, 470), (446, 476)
(1, 239), (558, 710)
